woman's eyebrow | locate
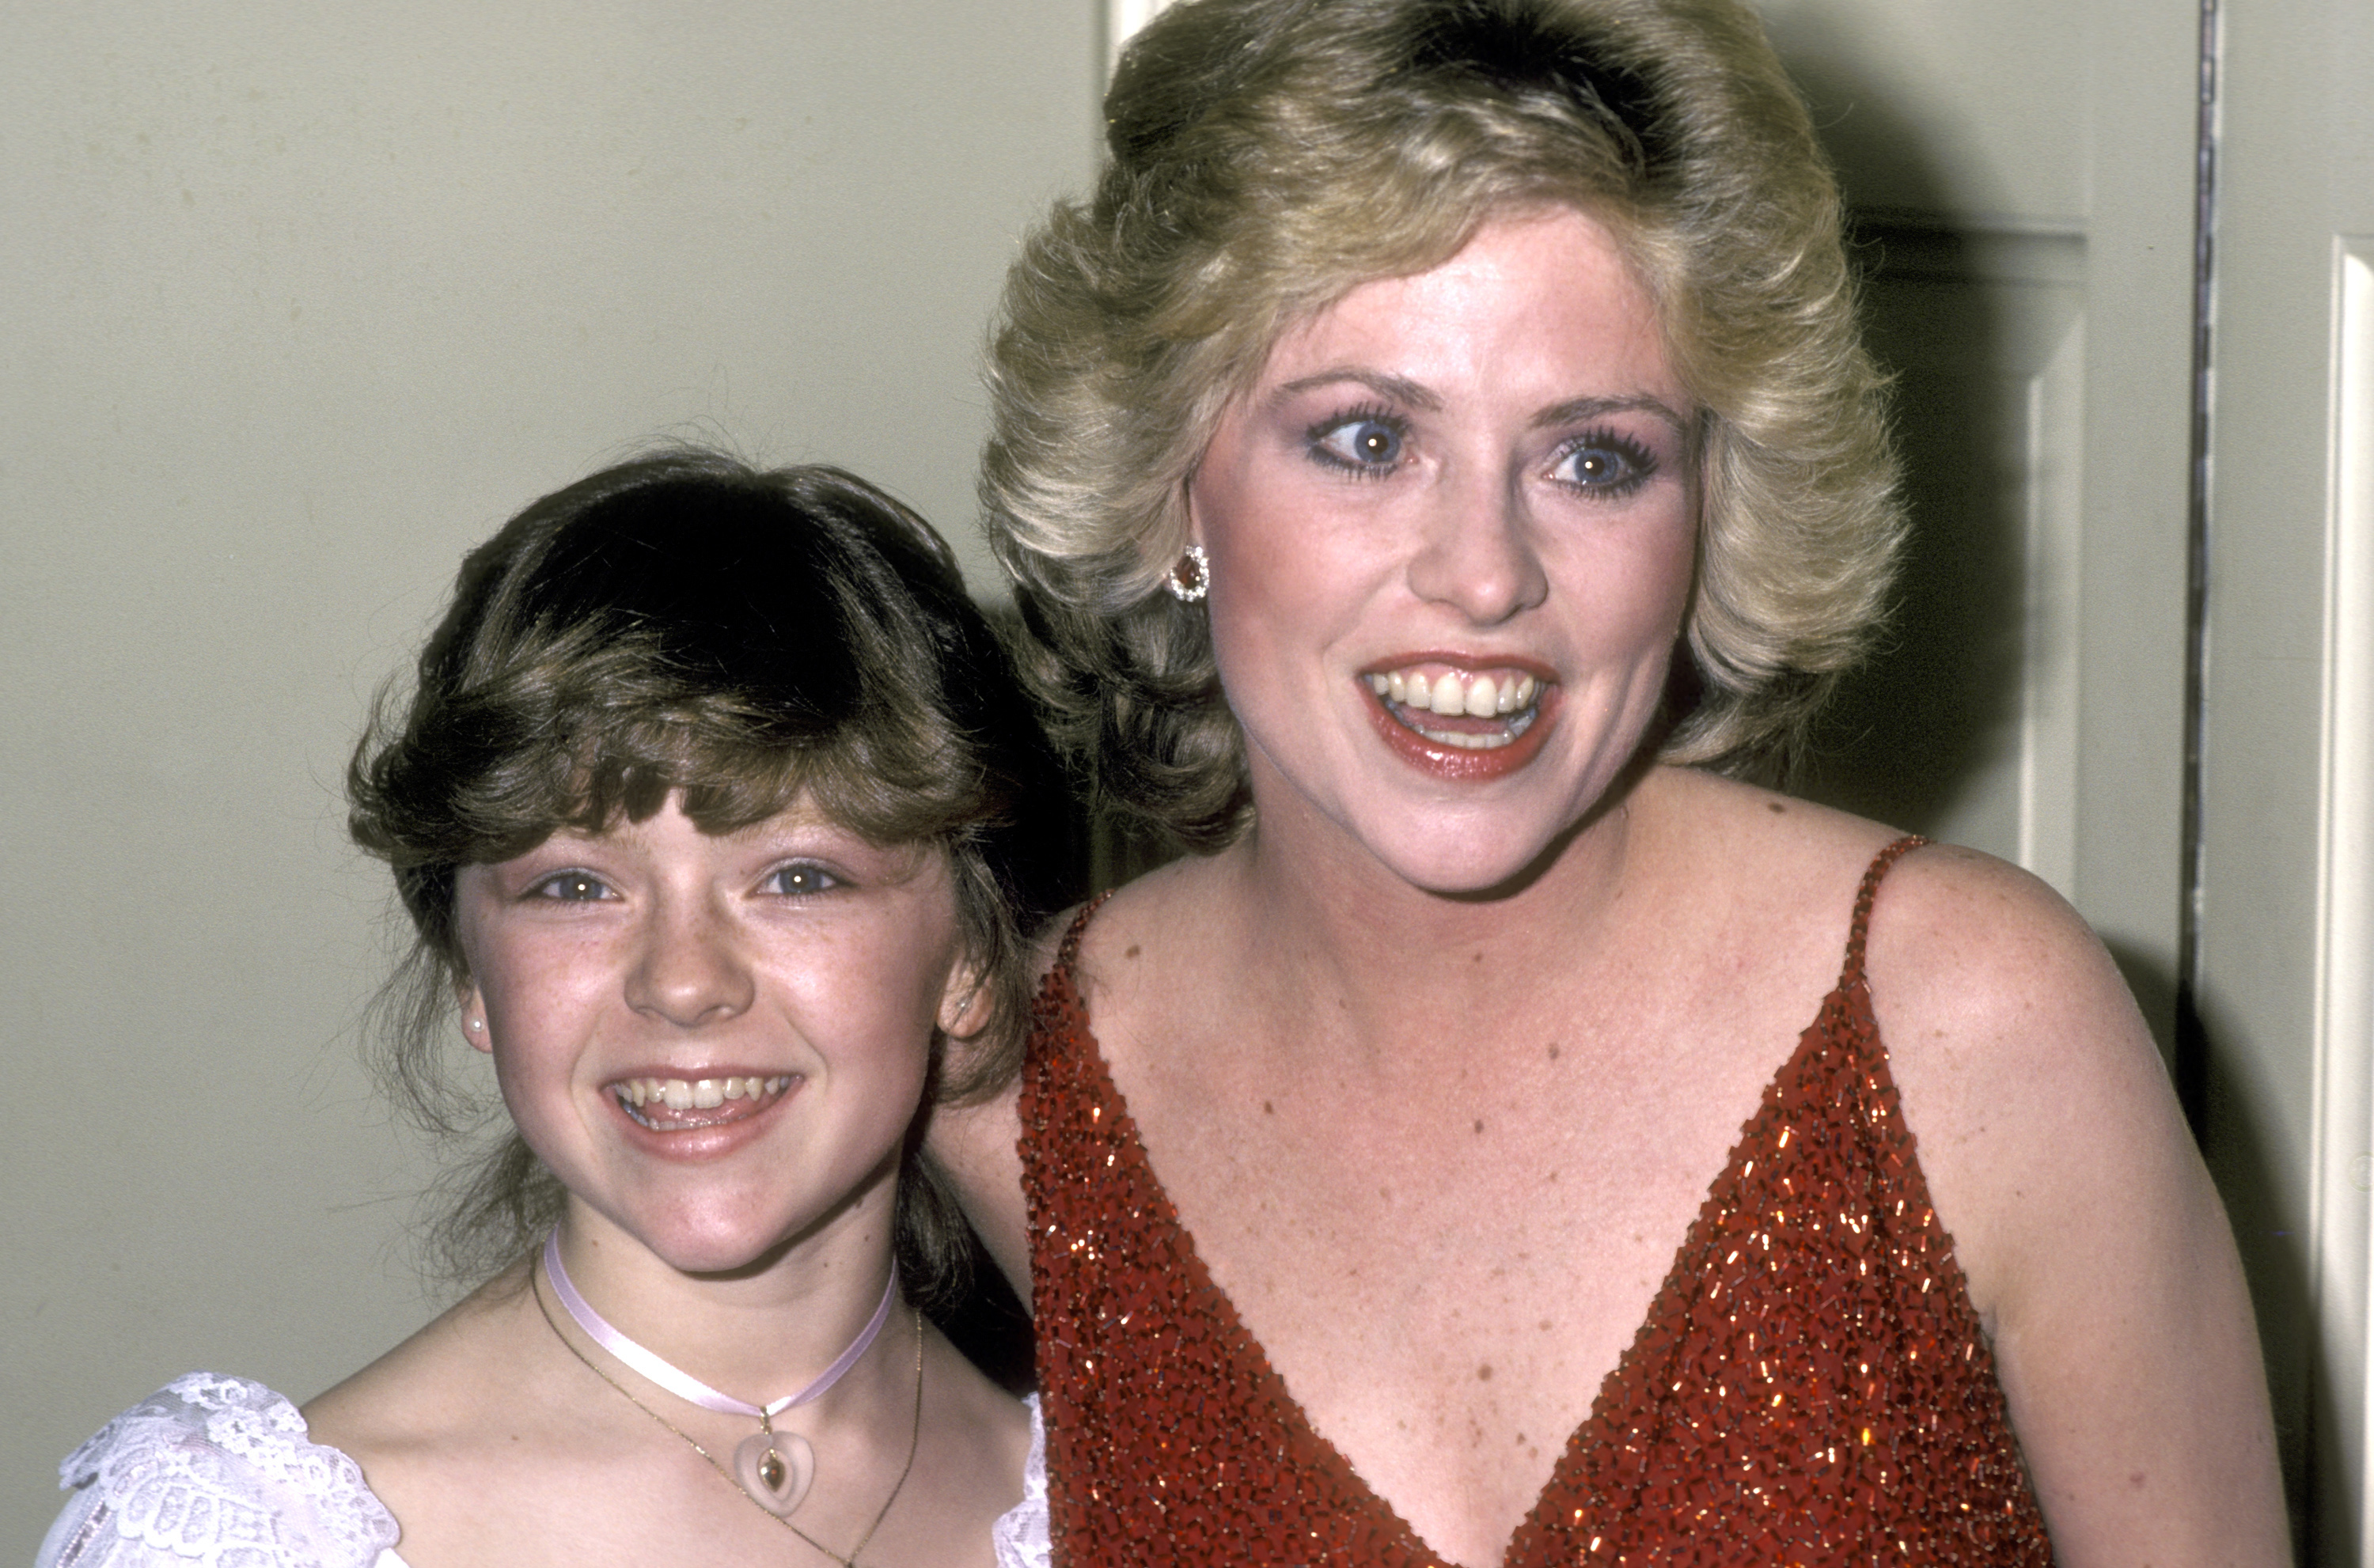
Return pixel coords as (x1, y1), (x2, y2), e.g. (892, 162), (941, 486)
(1530, 393), (1690, 434)
(1268, 369), (1443, 411)
(1266, 373), (1687, 437)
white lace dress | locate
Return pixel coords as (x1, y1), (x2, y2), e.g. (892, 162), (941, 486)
(42, 1373), (1051, 1568)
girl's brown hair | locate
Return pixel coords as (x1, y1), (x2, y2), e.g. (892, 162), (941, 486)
(350, 449), (1077, 1294)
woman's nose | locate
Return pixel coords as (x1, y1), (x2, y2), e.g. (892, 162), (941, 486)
(1403, 470), (1550, 625)
(624, 898), (754, 1027)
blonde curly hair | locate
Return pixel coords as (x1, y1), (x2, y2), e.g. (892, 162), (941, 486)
(980, 0), (1901, 846)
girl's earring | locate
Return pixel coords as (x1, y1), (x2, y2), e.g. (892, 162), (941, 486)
(1166, 543), (1210, 603)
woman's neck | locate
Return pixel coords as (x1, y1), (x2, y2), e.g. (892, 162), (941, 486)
(1202, 764), (1671, 1066)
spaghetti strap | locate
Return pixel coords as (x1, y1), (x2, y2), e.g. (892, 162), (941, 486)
(1053, 892), (1114, 974)
(1840, 834), (1928, 990)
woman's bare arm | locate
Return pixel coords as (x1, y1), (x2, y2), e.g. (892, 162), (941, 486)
(928, 1079), (1033, 1303)
(1870, 846), (2288, 1566)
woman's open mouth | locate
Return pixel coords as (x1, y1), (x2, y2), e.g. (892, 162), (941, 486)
(607, 1074), (798, 1132)
(1366, 665), (1542, 749)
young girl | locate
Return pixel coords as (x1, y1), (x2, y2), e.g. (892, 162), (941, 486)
(41, 452), (1069, 1568)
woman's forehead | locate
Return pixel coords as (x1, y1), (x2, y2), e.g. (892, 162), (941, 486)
(1247, 208), (1679, 407)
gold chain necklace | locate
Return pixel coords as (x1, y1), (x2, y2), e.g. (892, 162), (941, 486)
(529, 1263), (925, 1568)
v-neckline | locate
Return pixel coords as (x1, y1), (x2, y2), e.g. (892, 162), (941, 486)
(1042, 940), (1872, 1568)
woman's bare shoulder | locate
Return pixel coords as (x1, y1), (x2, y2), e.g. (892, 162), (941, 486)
(1859, 841), (2156, 1107)
(1064, 853), (1223, 989)
(1643, 764), (1903, 862)
(1856, 843), (2285, 1558)
(1842, 840), (2172, 1242)
(1632, 767), (1909, 955)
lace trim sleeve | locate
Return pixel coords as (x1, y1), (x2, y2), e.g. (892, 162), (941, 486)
(989, 1394), (1049, 1568)
(41, 1373), (401, 1568)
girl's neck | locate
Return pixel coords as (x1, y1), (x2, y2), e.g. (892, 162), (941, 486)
(546, 1198), (904, 1414)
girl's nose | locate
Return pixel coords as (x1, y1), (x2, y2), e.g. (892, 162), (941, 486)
(624, 898), (754, 1027)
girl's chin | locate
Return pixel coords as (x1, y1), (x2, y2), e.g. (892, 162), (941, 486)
(590, 1216), (811, 1278)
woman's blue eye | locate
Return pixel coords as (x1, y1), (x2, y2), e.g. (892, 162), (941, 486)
(1551, 433), (1656, 493)
(1310, 414), (1405, 472)
(531, 871), (612, 902)
(764, 864), (840, 896)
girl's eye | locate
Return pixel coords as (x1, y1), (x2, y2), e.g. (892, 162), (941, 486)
(529, 870), (613, 902)
(1549, 431), (1658, 494)
(762, 863), (842, 897)
(1309, 411), (1407, 473)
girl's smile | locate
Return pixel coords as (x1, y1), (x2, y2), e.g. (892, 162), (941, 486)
(452, 793), (982, 1274)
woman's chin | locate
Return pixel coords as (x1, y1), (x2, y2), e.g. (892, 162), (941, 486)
(1317, 813), (1576, 900)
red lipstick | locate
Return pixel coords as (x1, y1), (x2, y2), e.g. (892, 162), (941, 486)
(1360, 666), (1558, 782)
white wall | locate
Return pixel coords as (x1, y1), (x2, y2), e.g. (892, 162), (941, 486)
(0, 2), (1094, 1554)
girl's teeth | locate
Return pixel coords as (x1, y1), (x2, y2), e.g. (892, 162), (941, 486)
(613, 1075), (794, 1120)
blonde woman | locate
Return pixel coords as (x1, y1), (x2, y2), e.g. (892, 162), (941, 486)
(936, 0), (2288, 1562)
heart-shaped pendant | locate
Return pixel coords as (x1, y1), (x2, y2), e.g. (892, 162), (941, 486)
(732, 1430), (814, 1516)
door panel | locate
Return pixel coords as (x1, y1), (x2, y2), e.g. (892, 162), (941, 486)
(2202, 0), (2374, 1541)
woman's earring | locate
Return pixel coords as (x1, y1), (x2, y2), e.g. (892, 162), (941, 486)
(1166, 543), (1210, 603)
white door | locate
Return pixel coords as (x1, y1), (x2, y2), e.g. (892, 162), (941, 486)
(2193, 0), (2374, 1558)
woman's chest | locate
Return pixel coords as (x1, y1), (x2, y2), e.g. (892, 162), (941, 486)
(1056, 1012), (1799, 1549)
(1024, 975), (2047, 1566)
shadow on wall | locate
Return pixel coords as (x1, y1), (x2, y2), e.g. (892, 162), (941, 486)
(1777, 38), (2028, 856)
(2172, 966), (2323, 1554)
(1798, 218), (2027, 844)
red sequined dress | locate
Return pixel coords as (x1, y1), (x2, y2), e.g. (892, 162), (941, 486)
(1018, 837), (2056, 1566)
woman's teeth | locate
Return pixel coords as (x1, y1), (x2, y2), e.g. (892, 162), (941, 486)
(1369, 668), (1538, 717)
(1367, 668), (1542, 750)
(612, 1074), (794, 1125)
